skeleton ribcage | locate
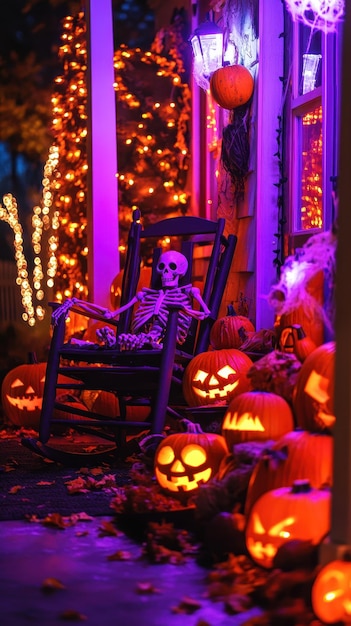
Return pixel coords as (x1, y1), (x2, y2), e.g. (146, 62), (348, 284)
(131, 287), (193, 344)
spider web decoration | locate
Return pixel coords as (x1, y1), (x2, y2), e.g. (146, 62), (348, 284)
(284, 0), (344, 33)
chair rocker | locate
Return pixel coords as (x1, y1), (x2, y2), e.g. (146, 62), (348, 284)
(22, 211), (237, 464)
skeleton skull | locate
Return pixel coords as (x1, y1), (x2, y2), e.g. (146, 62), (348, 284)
(156, 250), (188, 288)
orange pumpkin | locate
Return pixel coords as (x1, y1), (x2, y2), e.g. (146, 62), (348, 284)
(110, 266), (152, 308)
(278, 324), (316, 362)
(222, 390), (294, 449)
(154, 430), (228, 494)
(182, 348), (253, 407)
(210, 308), (255, 350)
(278, 271), (325, 347)
(1, 362), (78, 430)
(245, 480), (331, 569)
(244, 429), (333, 516)
(293, 341), (335, 432)
(312, 559), (351, 624)
(210, 64), (254, 110)
(91, 390), (150, 422)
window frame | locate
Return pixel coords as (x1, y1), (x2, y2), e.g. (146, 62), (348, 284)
(287, 19), (341, 255)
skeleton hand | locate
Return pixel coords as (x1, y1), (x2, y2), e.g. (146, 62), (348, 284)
(96, 326), (117, 347)
(118, 331), (162, 351)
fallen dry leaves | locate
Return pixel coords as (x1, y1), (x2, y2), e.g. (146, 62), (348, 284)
(41, 577), (66, 592)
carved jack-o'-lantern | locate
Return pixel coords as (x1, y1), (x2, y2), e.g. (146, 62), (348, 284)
(154, 431), (228, 494)
(278, 324), (316, 362)
(245, 480), (331, 569)
(1, 362), (47, 429)
(1, 362), (77, 430)
(222, 390), (294, 449)
(182, 348), (253, 407)
(312, 559), (351, 624)
(293, 341), (335, 432)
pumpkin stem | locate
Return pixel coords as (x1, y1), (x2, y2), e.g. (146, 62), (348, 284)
(291, 479), (312, 494)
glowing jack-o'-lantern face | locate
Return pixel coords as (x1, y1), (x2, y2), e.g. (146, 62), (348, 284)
(1, 362), (77, 430)
(154, 432), (228, 494)
(293, 341), (335, 432)
(245, 480), (331, 569)
(222, 391), (294, 449)
(1, 362), (47, 429)
(312, 560), (351, 624)
(182, 349), (253, 407)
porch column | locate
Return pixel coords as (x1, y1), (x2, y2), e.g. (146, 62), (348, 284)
(320, 1), (351, 563)
(85, 0), (119, 307)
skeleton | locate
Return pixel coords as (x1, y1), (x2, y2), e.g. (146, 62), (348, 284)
(52, 250), (211, 350)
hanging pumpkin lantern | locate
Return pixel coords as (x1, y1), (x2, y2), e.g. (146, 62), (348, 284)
(245, 429), (333, 516)
(222, 390), (294, 450)
(312, 558), (351, 624)
(1, 362), (77, 430)
(182, 348), (253, 407)
(278, 324), (316, 362)
(293, 341), (335, 432)
(245, 480), (331, 569)
(154, 430), (228, 495)
(209, 306), (255, 350)
(210, 65), (254, 110)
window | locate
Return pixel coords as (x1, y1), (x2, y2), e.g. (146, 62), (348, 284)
(286, 16), (341, 252)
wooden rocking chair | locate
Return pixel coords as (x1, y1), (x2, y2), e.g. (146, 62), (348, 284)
(22, 211), (237, 464)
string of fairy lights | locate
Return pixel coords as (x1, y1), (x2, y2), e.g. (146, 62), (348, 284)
(0, 10), (191, 326)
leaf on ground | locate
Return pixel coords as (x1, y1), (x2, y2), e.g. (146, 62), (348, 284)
(107, 550), (133, 561)
(98, 520), (120, 537)
(65, 477), (89, 494)
(70, 512), (94, 523)
(41, 513), (70, 529)
(41, 577), (66, 592)
(171, 596), (202, 614)
(9, 485), (23, 494)
(37, 480), (55, 486)
(136, 581), (161, 594)
(59, 609), (87, 621)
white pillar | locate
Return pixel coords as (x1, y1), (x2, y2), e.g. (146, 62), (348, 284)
(255, 0), (284, 330)
(86, 0), (119, 306)
(320, 2), (351, 564)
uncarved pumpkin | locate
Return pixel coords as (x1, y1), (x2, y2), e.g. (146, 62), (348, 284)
(244, 429), (333, 516)
(222, 390), (294, 449)
(182, 348), (253, 407)
(91, 390), (150, 422)
(210, 311), (255, 350)
(210, 65), (254, 110)
(293, 341), (335, 432)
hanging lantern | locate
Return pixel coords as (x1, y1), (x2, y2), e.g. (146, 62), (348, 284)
(190, 17), (224, 91)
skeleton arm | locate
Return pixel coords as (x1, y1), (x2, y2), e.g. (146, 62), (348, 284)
(52, 291), (145, 325)
(178, 285), (211, 320)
